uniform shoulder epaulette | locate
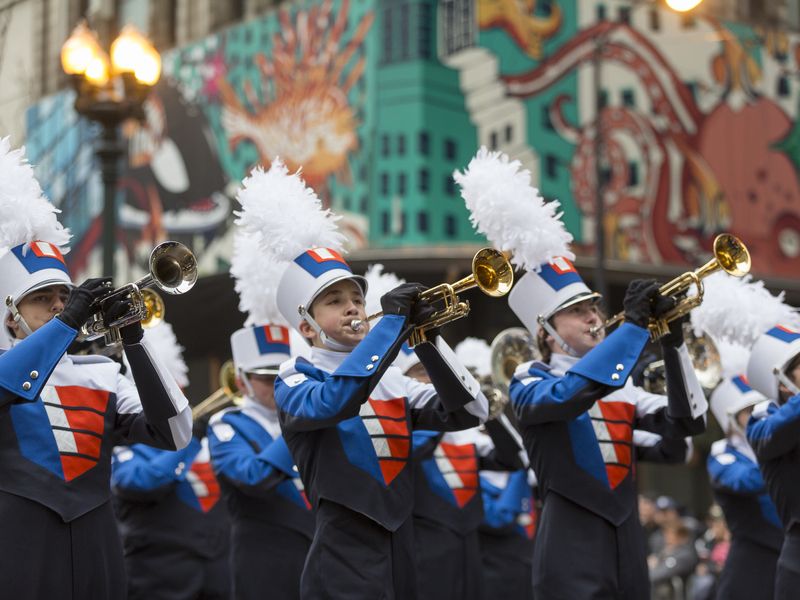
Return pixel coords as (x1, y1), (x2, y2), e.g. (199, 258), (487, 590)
(512, 359), (551, 381)
(209, 405), (242, 425)
(709, 438), (729, 457)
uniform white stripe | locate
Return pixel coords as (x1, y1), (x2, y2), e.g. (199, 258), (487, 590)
(363, 419), (385, 436)
(53, 428), (78, 453)
(186, 471), (209, 497)
(44, 405), (70, 429)
(372, 438), (391, 458)
(589, 404), (619, 464)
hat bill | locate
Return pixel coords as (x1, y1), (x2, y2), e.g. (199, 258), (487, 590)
(244, 367), (281, 376)
(549, 292), (602, 319)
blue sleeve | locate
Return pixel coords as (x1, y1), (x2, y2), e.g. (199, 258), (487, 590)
(510, 323), (649, 426)
(482, 471), (529, 528)
(707, 453), (766, 495)
(747, 396), (800, 461)
(207, 415), (288, 498)
(0, 318), (76, 405)
(276, 315), (409, 432)
(112, 438), (201, 494)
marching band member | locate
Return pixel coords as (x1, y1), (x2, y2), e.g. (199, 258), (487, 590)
(507, 262), (707, 599)
(746, 324), (800, 599)
(112, 321), (230, 600)
(208, 324), (314, 600)
(408, 337), (526, 600)
(0, 139), (192, 598)
(707, 363), (783, 600)
(208, 195), (314, 600)
(235, 160), (488, 598)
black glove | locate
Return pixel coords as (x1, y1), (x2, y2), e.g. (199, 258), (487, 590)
(622, 279), (660, 328)
(57, 278), (113, 330)
(192, 415), (210, 441)
(660, 314), (689, 348)
(102, 295), (144, 344)
(410, 296), (437, 328)
(381, 283), (426, 319)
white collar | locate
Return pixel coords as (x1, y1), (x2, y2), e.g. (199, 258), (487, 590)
(728, 431), (757, 463)
(242, 397), (282, 438)
(549, 352), (580, 376)
(310, 346), (349, 373)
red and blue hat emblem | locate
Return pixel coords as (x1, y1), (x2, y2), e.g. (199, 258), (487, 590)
(766, 325), (800, 344)
(11, 241), (69, 276)
(539, 257), (583, 291)
(731, 375), (754, 394)
(254, 325), (291, 356)
(294, 248), (352, 278)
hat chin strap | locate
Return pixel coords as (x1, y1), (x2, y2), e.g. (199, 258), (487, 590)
(537, 315), (579, 358)
(5, 296), (33, 338)
(298, 305), (353, 352)
(775, 368), (800, 397)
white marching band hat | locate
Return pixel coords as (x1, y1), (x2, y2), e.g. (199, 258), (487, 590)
(0, 138), (73, 347)
(508, 256), (600, 339)
(709, 375), (765, 434)
(230, 323), (293, 376)
(747, 325), (800, 400)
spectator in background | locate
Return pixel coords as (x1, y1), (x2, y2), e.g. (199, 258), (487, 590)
(650, 520), (699, 600)
(640, 493), (660, 552)
(650, 496), (682, 555)
(689, 505), (731, 600)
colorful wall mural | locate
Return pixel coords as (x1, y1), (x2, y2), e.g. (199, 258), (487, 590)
(24, 0), (800, 283)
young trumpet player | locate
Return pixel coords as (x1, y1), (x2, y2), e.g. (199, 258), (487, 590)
(207, 324), (314, 600)
(507, 260), (707, 600)
(745, 324), (800, 599)
(0, 139), (192, 598)
(112, 322), (230, 600)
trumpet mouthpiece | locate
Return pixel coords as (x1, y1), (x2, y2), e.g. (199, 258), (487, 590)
(350, 319), (364, 331)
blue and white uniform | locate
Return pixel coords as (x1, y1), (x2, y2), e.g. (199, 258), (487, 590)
(208, 397), (313, 600)
(112, 437), (230, 599)
(275, 315), (488, 599)
(0, 317), (191, 599)
(510, 323), (706, 600)
(708, 437), (783, 599)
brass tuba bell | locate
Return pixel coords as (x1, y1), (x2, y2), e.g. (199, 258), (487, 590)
(642, 323), (722, 394)
(485, 327), (541, 419)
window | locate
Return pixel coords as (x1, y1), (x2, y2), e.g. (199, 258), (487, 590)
(597, 89), (609, 109)
(444, 215), (457, 238)
(777, 76), (790, 98)
(489, 131), (498, 150)
(418, 211), (429, 233)
(381, 211), (390, 234)
(400, 4), (410, 59)
(621, 89), (635, 107)
(381, 135), (390, 157)
(360, 196), (368, 213)
(444, 138), (457, 160)
(542, 106), (553, 130)
(505, 125), (513, 143)
(545, 155), (559, 179)
(400, 212), (407, 234)
(418, 2), (432, 59)
(382, 6), (394, 63)
(380, 173), (390, 195)
(359, 164), (368, 182)
(398, 173), (407, 195)
(419, 131), (430, 155)
(397, 135), (406, 156)
(648, 7), (661, 31)
(444, 176), (456, 196)
(597, 4), (607, 21)
(419, 168), (430, 192)
(618, 6), (631, 24)
(343, 196), (352, 210)
(628, 163), (639, 186)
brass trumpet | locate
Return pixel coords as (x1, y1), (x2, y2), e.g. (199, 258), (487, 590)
(350, 248), (514, 347)
(80, 241), (198, 345)
(590, 233), (750, 341)
(192, 360), (242, 421)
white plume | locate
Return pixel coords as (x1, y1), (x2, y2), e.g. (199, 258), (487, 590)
(0, 137), (70, 258)
(454, 337), (492, 379)
(234, 158), (345, 264)
(714, 339), (752, 379)
(690, 271), (800, 348)
(143, 321), (189, 388)
(453, 147), (573, 271)
(230, 230), (286, 326)
(364, 264), (405, 319)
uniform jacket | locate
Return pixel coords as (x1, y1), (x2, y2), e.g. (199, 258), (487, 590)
(747, 395), (800, 533)
(0, 317), (191, 522)
(112, 436), (229, 558)
(509, 323), (706, 526)
(708, 436), (783, 551)
(208, 398), (314, 538)
(275, 314), (488, 531)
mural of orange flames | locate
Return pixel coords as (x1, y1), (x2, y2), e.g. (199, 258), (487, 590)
(220, 0), (374, 194)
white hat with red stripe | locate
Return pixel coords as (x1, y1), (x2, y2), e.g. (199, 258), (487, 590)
(747, 324), (800, 400)
(0, 138), (73, 347)
(710, 375), (765, 434)
(231, 323), (292, 375)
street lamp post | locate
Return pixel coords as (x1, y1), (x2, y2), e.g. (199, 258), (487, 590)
(61, 22), (161, 282)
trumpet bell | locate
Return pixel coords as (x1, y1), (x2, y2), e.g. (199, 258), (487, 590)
(712, 233), (751, 278)
(140, 289), (164, 328)
(149, 241), (198, 295)
(472, 248), (514, 298)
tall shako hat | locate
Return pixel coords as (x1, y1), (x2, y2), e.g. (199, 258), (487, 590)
(142, 320), (189, 388)
(0, 137), (73, 347)
(230, 170), (293, 377)
(233, 158), (366, 352)
(708, 341), (765, 434)
(689, 270), (800, 401)
(454, 337), (492, 379)
(454, 147), (580, 353)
